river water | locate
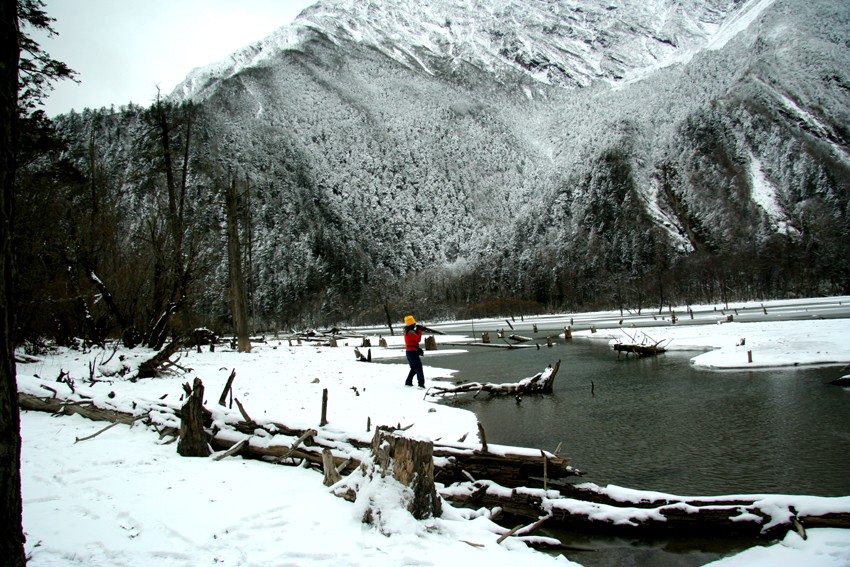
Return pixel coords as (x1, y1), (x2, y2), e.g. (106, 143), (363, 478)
(375, 322), (850, 566)
(422, 338), (850, 497)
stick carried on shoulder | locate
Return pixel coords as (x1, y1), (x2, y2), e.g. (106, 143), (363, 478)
(416, 324), (445, 335)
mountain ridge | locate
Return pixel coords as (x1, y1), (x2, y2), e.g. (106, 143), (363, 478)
(27, 0), (849, 335)
(173, 0), (757, 102)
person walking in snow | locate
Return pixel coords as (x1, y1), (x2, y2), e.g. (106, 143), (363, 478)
(403, 314), (425, 388)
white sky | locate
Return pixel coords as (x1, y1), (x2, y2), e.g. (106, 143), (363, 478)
(30, 0), (319, 116)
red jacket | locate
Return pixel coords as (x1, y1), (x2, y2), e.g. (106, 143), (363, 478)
(404, 327), (422, 351)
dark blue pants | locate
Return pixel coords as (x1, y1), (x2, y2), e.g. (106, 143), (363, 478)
(405, 350), (424, 387)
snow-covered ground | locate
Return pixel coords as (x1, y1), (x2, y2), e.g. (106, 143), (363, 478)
(16, 297), (850, 566)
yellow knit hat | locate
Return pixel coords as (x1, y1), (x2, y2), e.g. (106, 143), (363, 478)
(404, 315), (416, 326)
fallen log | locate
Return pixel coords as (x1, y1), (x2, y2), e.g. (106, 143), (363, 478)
(136, 339), (184, 378)
(427, 361), (560, 399)
(18, 388), (578, 488)
(612, 330), (668, 358)
(19, 392), (142, 424)
(452, 342), (532, 350)
(829, 376), (850, 387)
(441, 480), (850, 540)
(613, 343), (666, 357)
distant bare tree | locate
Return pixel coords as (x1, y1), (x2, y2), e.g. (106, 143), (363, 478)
(226, 177), (251, 352)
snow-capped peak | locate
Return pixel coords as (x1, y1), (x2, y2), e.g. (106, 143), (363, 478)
(172, 0), (764, 102)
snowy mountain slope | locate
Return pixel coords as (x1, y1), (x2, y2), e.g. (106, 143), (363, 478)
(173, 0), (752, 101)
(50, 0), (850, 328)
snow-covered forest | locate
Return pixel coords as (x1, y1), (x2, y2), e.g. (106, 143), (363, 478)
(13, 0), (850, 344)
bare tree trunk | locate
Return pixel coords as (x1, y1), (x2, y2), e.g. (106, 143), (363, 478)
(0, 1), (25, 562)
(225, 177), (251, 352)
(383, 302), (394, 336)
(242, 174), (255, 336)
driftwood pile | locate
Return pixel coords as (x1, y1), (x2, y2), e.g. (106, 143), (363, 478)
(612, 330), (668, 358)
(19, 362), (850, 543)
(17, 376), (578, 490)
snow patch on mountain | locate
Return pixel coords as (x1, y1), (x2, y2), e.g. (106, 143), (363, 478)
(748, 153), (795, 235)
(706, 0), (777, 51)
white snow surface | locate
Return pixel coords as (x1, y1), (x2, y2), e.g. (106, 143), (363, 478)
(17, 298), (850, 566)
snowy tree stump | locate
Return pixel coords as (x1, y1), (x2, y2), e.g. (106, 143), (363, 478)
(424, 335), (437, 351)
(481, 331), (490, 343)
(178, 378), (210, 457)
(370, 429), (441, 520)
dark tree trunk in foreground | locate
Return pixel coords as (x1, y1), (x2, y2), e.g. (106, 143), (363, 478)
(0, 0), (25, 563)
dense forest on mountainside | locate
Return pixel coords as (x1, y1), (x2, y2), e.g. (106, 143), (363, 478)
(13, 0), (850, 345)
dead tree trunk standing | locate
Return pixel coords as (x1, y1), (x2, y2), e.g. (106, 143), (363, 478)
(218, 370), (236, 407)
(322, 448), (341, 486)
(242, 174), (256, 337)
(177, 378), (210, 457)
(383, 302), (394, 336)
(320, 388), (329, 426)
(225, 177), (251, 353)
(371, 429), (441, 520)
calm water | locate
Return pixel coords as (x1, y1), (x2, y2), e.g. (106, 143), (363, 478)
(373, 312), (850, 565)
(422, 338), (850, 497)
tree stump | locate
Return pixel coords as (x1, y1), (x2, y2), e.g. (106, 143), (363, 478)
(481, 332), (490, 343)
(178, 377), (211, 457)
(424, 335), (437, 351)
(322, 448), (341, 486)
(371, 429), (441, 520)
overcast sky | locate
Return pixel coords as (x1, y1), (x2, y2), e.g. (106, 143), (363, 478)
(30, 0), (318, 116)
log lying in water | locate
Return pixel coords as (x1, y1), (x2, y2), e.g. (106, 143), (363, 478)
(612, 342), (666, 357)
(427, 361), (560, 399)
(441, 479), (850, 540)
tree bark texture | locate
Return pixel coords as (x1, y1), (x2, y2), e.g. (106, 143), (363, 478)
(0, 0), (25, 562)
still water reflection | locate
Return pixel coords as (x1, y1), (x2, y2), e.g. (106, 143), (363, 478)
(420, 338), (850, 497)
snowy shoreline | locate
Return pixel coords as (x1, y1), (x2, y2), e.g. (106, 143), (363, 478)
(16, 296), (850, 566)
